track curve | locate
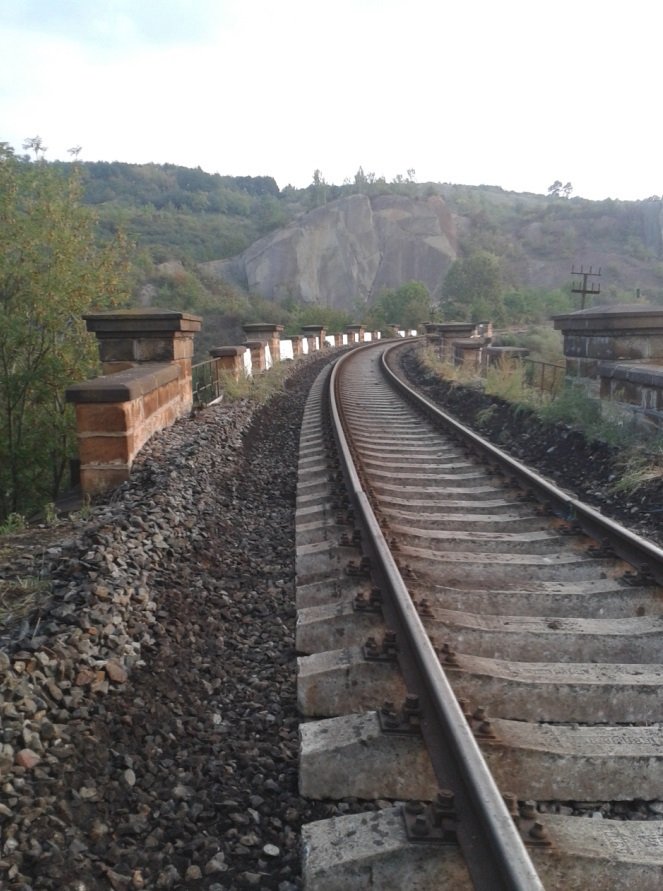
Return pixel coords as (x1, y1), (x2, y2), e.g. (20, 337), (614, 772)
(297, 339), (663, 890)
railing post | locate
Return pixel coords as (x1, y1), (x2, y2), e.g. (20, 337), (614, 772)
(209, 346), (248, 382)
(242, 323), (284, 362)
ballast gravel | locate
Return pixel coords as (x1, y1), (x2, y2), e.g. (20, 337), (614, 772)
(0, 354), (350, 891)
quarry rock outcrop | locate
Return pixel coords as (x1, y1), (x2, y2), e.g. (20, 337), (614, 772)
(201, 193), (458, 310)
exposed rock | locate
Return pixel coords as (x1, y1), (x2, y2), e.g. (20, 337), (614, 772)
(14, 749), (41, 769)
(201, 192), (458, 308)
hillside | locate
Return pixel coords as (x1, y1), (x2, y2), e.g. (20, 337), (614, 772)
(70, 161), (663, 322)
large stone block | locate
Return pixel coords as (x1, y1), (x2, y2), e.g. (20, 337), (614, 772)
(74, 402), (134, 435)
(79, 433), (135, 466)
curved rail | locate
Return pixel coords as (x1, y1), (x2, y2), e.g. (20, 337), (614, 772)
(329, 342), (545, 891)
(381, 341), (663, 584)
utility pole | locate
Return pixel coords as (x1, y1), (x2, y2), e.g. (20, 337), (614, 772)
(571, 265), (601, 309)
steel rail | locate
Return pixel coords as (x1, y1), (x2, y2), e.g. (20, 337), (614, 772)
(382, 340), (663, 583)
(329, 343), (545, 891)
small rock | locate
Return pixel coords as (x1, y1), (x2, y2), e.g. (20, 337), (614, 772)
(105, 660), (128, 684)
(184, 865), (202, 881)
(204, 852), (228, 874)
(15, 749), (41, 769)
(263, 843), (280, 857)
(131, 870), (145, 889)
(74, 668), (97, 687)
(155, 865), (180, 889)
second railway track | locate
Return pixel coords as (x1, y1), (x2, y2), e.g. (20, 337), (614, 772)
(295, 339), (663, 890)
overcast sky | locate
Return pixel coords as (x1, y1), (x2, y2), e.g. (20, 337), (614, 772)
(1, 0), (659, 200)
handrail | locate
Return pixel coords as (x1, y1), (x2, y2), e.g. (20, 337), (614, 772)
(191, 358), (223, 407)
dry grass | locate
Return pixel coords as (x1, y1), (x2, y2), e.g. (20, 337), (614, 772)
(0, 575), (51, 627)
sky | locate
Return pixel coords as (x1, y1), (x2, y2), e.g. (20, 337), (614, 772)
(1, 0), (660, 201)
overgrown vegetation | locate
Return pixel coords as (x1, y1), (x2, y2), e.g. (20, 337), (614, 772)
(4, 141), (663, 520)
(0, 144), (131, 522)
(420, 341), (663, 492)
(364, 281), (432, 331)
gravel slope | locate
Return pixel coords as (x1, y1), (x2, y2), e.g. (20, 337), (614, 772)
(0, 355), (338, 891)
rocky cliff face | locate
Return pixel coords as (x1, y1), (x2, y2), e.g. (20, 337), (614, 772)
(201, 193), (458, 309)
(199, 187), (663, 311)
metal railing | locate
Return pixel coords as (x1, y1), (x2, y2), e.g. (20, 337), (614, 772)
(191, 359), (223, 407)
(524, 358), (565, 395)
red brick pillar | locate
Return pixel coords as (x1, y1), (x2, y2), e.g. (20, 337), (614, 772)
(83, 308), (202, 407)
(290, 335), (304, 358)
(301, 325), (327, 353)
(245, 340), (266, 373)
(209, 346), (248, 382)
(346, 325), (365, 344)
(242, 323), (284, 362)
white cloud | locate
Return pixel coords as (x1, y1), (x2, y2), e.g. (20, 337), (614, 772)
(1, 0), (661, 198)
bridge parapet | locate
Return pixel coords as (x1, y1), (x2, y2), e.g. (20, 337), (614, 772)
(67, 309), (201, 495)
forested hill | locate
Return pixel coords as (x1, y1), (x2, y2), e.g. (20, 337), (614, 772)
(64, 160), (663, 325)
(67, 161), (296, 262)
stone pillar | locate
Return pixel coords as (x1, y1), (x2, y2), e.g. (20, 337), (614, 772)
(346, 325), (366, 344)
(301, 325), (327, 353)
(245, 340), (266, 373)
(242, 323), (284, 362)
(290, 335), (304, 358)
(83, 308), (202, 408)
(553, 304), (663, 397)
(84, 308), (201, 374)
(453, 338), (484, 371)
(66, 364), (185, 495)
(333, 333), (344, 347)
(486, 346), (529, 367)
(209, 345), (248, 382)
(436, 322), (477, 363)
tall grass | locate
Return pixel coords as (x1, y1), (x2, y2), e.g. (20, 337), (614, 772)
(217, 360), (294, 405)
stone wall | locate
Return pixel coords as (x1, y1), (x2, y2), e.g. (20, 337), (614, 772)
(67, 364), (187, 494)
(67, 310), (201, 496)
(554, 304), (663, 430)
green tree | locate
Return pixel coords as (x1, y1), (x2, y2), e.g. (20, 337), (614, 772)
(441, 251), (505, 323)
(365, 281), (432, 331)
(0, 146), (131, 520)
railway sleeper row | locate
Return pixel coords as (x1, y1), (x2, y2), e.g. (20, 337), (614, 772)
(295, 349), (663, 889)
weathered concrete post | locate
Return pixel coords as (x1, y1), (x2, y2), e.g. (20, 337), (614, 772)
(242, 323), (284, 362)
(453, 338), (484, 371)
(245, 340), (267, 372)
(333, 333), (345, 348)
(289, 335), (304, 358)
(435, 322), (477, 363)
(485, 346), (529, 372)
(301, 325), (327, 353)
(553, 304), (663, 397)
(346, 325), (366, 344)
(209, 345), (248, 382)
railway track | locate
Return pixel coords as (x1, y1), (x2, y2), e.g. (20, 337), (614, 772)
(295, 339), (663, 890)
